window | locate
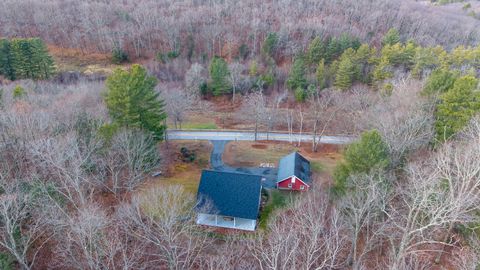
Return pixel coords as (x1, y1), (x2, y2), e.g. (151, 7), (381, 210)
(300, 185), (305, 190)
(288, 183), (292, 188)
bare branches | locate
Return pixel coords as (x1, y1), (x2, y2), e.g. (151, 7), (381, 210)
(119, 185), (213, 270)
(249, 193), (348, 270)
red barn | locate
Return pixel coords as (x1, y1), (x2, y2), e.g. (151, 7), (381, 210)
(276, 152), (311, 191)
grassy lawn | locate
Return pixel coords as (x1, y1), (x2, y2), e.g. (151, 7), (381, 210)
(223, 141), (297, 167)
(258, 189), (293, 229)
(142, 141), (212, 194)
(181, 122), (218, 130)
(168, 113), (218, 130)
(310, 160), (325, 173)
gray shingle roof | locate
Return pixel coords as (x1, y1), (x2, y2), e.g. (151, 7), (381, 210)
(276, 152), (311, 184)
(196, 170), (262, 220)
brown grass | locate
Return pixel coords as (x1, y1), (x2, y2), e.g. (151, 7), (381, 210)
(140, 141), (212, 194)
(223, 141), (343, 188)
(48, 44), (127, 74)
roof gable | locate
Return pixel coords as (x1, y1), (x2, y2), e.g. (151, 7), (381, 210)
(196, 170), (262, 220)
(276, 152), (311, 183)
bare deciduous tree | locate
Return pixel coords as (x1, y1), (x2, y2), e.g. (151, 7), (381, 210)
(338, 172), (389, 269)
(249, 192), (347, 270)
(119, 185), (213, 270)
(162, 88), (195, 130)
(228, 62), (245, 104)
(0, 177), (53, 270)
(104, 129), (160, 195)
(310, 89), (344, 152)
(185, 63), (206, 100)
(386, 121), (480, 268)
(241, 91), (268, 141)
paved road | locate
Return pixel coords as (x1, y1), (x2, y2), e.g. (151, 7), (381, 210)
(210, 141), (278, 188)
(167, 130), (354, 144)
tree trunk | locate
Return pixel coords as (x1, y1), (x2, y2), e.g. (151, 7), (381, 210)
(434, 222), (455, 264)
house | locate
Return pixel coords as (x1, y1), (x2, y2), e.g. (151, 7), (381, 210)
(276, 152), (311, 191)
(196, 170), (263, 231)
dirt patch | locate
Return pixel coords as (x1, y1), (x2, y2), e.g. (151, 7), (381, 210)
(252, 144), (268, 149)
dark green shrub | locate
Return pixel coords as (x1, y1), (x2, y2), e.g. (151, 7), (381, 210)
(111, 47), (128, 64)
(180, 147), (196, 162)
(238, 44), (250, 60)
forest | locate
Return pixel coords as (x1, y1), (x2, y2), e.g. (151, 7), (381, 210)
(1, 0), (480, 269)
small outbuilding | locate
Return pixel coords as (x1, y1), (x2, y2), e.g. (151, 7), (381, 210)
(276, 152), (311, 191)
(196, 170), (263, 231)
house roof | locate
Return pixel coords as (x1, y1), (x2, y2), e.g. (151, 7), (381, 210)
(276, 152), (311, 184)
(196, 170), (262, 220)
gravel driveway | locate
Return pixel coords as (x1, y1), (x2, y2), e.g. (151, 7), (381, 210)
(210, 141), (278, 189)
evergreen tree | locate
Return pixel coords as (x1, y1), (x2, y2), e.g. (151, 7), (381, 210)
(286, 56), (307, 90)
(306, 37), (325, 65)
(382, 28), (400, 46)
(325, 37), (341, 63)
(372, 58), (393, 83)
(335, 54), (355, 90)
(105, 64), (167, 141)
(209, 56), (231, 96)
(332, 130), (390, 195)
(412, 46), (440, 77)
(294, 87), (307, 102)
(10, 38), (33, 79)
(422, 68), (458, 96)
(9, 38), (54, 80)
(354, 44), (373, 83)
(339, 33), (361, 51)
(111, 47), (128, 64)
(316, 58), (327, 89)
(435, 75), (480, 141)
(262, 32), (279, 59)
(30, 38), (55, 79)
(0, 39), (14, 80)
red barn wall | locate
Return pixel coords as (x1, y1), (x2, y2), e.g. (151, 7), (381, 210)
(277, 176), (309, 191)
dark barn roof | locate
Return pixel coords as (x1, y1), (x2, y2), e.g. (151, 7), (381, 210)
(196, 170), (262, 220)
(276, 152), (311, 184)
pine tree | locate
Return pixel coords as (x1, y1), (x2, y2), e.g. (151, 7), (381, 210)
(286, 56), (307, 90)
(422, 68), (458, 96)
(382, 28), (400, 46)
(335, 54), (355, 90)
(105, 64), (167, 141)
(354, 44), (372, 83)
(306, 37), (325, 65)
(435, 75), (480, 141)
(209, 56), (231, 96)
(332, 130), (390, 195)
(262, 32), (279, 59)
(316, 58), (327, 89)
(30, 38), (55, 80)
(9, 38), (54, 80)
(325, 37), (341, 63)
(10, 38), (32, 79)
(0, 39), (14, 80)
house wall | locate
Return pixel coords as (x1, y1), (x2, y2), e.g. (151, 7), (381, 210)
(277, 176), (309, 191)
(197, 213), (257, 231)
